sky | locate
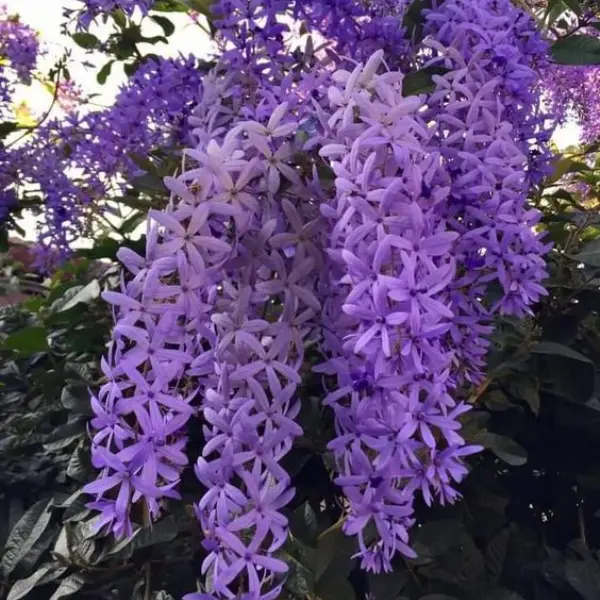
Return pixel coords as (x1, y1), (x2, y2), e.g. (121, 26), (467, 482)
(5, 0), (583, 242)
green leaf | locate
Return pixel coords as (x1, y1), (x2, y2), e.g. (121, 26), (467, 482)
(96, 60), (114, 85)
(2, 327), (48, 355)
(71, 32), (100, 50)
(485, 528), (510, 583)
(112, 8), (127, 28)
(420, 596), (460, 600)
(483, 389), (516, 412)
(61, 385), (93, 415)
(0, 121), (19, 139)
(368, 570), (410, 600)
(49, 573), (86, 600)
(544, 0), (569, 25)
(153, 0), (188, 10)
(281, 549), (315, 597)
(531, 341), (592, 364)
(184, 0), (214, 18)
(403, 0), (431, 44)
(314, 518), (354, 581)
(7, 563), (67, 600)
(565, 558), (600, 600)
(67, 442), (90, 482)
(482, 590), (526, 600)
(103, 513), (182, 561)
(412, 520), (465, 557)
(124, 61), (141, 76)
(2, 499), (54, 576)
(402, 66), (447, 96)
(570, 238), (600, 267)
(481, 432), (528, 466)
(151, 15), (176, 36)
(57, 280), (101, 312)
(75, 237), (120, 260)
(552, 35), (600, 65)
(507, 375), (540, 415)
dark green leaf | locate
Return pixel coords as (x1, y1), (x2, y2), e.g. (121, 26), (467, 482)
(419, 596), (460, 600)
(281, 549), (315, 597)
(403, 0), (431, 43)
(151, 15), (176, 36)
(48, 572), (86, 600)
(140, 35), (168, 45)
(565, 558), (600, 600)
(531, 341), (592, 364)
(61, 385), (93, 415)
(482, 591), (526, 600)
(153, 0), (188, 10)
(103, 513), (182, 561)
(0, 121), (19, 139)
(2, 499), (53, 576)
(552, 35), (600, 65)
(402, 66), (447, 96)
(7, 563), (67, 600)
(507, 376), (540, 415)
(412, 520), (465, 557)
(570, 238), (600, 267)
(71, 32), (100, 50)
(75, 237), (120, 260)
(67, 442), (90, 482)
(119, 212), (146, 235)
(483, 389), (516, 412)
(18, 524), (60, 575)
(485, 528), (510, 583)
(481, 432), (528, 466)
(368, 570), (409, 600)
(96, 60), (114, 85)
(2, 327), (48, 355)
(112, 8), (127, 28)
(58, 280), (100, 312)
(184, 0), (215, 18)
(314, 519), (355, 581)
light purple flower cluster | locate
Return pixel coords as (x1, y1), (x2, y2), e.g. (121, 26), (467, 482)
(0, 5), (39, 99)
(543, 63), (600, 143)
(184, 108), (322, 600)
(422, 0), (555, 184)
(0, 6), (40, 227)
(84, 0), (555, 596)
(420, 0), (551, 380)
(83, 146), (240, 535)
(76, 0), (154, 29)
(5, 55), (201, 269)
(314, 50), (478, 573)
(292, 0), (409, 63)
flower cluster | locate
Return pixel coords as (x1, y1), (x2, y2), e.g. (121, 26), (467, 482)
(314, 49), (477, 573)
(292, 0), (409, 63)
(544, 62), (600, 143)
(0, 5), (39, 110)
(4, 55), (201, 269)
(76, 0), (155, 29)
(185, 108), (322, 600)
(423, 0), (554, 184)
(83, 0), (555, 597)
(420, 0), (551, 381)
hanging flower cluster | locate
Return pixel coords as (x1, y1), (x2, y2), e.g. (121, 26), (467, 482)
(0, 5), (39, 103)
(80, 0), (556, 598)
(3, 55), (202, 270)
